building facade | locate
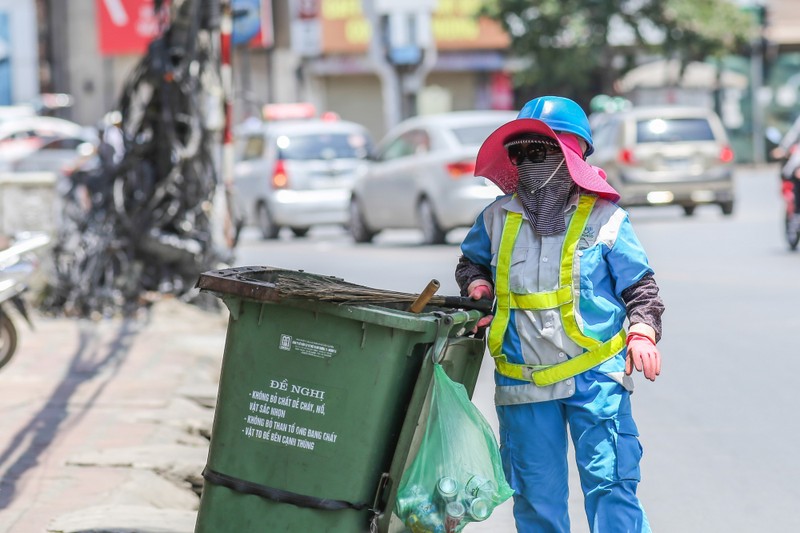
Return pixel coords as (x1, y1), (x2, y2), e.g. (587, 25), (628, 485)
(30, 0), (800, 148)
(235, 0), (514, 139)
(40, 0), (513, 140)
(0, 1), (39, 106)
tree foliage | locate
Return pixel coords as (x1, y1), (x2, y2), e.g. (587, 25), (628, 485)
(481, 0), (758, 106)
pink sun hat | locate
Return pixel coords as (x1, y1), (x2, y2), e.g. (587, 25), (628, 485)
(475, 117), (620, 203)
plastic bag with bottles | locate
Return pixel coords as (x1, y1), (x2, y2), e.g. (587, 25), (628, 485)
(395, 364), (514, 532)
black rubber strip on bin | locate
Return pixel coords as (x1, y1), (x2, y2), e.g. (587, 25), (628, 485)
(202, 467), (372, 511)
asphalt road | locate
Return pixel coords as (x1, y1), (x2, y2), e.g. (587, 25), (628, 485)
(232, 164), (800, 532)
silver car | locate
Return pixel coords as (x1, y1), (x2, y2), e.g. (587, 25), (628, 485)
(348, 110), (517, 244)
(233, 118), (374, 238)
(0, 116), (98, 174)
(589, 106), (736, 216)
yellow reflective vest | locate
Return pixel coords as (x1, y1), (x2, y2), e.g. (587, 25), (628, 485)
(487, 195), (627, 387)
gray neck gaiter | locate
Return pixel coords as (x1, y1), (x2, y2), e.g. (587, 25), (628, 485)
(516, 155), (576, 236)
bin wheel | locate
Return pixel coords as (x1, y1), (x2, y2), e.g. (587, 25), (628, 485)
(290, 227), (309, 238)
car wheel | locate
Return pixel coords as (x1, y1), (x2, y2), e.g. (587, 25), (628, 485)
(418, 197), (446, 245)
(0, 313), (18, 370)
(290, 227), (309, 238)
(720, 201), (734, 216)
(785, 213), (800, 251)
(682, 205), (696, 217)
(349, 198), (376, 243)
(257, 203), (280, 239)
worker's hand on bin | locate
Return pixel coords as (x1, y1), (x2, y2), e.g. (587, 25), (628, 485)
(468, 281), (494, 333)
(625, 330), (661, 382)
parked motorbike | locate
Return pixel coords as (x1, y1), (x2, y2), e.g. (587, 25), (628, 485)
(0, 232), (50, 369)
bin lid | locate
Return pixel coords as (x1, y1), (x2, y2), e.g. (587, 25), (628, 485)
(196, 266), (491, 314)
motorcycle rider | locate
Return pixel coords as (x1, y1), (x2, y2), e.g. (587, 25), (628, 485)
(771, 113), (800, 162)
(772, 114), (800, 219)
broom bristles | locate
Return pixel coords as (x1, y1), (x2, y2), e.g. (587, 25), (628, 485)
(241, 270), (435, 305)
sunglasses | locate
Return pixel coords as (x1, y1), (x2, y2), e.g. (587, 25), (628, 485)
(507, 142), (561, 166)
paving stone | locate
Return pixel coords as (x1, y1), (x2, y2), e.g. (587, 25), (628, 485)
(66, 444), (208, 482)
(0, 299), (227, 531)
(107, 470), (200, 510)
(177, 384), (218, 410)
(133, 397), (215, 439)
(47, 505), (196, 533)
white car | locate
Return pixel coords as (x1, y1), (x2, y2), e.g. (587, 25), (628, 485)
(0, 116), (98, 173)
(348, 110), (517, 245)
(233, 117), (374, 238)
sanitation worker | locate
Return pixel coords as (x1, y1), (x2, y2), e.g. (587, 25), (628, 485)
(455, 96), (664, 532)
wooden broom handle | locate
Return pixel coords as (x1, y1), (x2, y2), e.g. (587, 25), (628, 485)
(408, 279), (441, 313)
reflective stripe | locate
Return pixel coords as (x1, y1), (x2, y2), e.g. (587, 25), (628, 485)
(510, 286), (572, 309)
(532, 330), (625, 386)
(560, 196), (601, 350)
(488, 211), (522, 357)
(489, 195), (626, 386)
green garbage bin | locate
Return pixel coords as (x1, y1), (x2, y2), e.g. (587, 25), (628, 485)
(193, 266), (488, 533)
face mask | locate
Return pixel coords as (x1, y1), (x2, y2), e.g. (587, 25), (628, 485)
(515, 150), (574, 236)
(524, 157), (565, 194)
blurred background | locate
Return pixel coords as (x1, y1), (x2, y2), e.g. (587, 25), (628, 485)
(15, 0), (795, 161)
(0, 2), (798, 532)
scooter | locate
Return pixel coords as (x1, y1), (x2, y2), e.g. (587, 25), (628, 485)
(768, 127), (800, 251)
(0, 232), (50, 369)
(782, 178), (799, 252)
(779, 143), (800, 251)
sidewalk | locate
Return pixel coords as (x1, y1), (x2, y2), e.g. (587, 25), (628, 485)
(0, 296), (517, 533)
(0, 298), (228, 533)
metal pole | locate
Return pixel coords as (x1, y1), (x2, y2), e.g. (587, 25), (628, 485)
(362, 0), (401, 132)
(220, 0), (237, 247)
(401, 13), (437, 119)
(751, 37), (765, 164)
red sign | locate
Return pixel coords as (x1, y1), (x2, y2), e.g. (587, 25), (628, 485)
(97, 0), (162, 56)
(249, 0), (275, 49)
(490, 72), (514, 110)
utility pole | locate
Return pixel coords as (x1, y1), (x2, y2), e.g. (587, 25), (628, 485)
(362, 0), (437, 132)
(743, 0), (769, 164)
(219, 0), (238, 248)
(751, 36), (765, 164)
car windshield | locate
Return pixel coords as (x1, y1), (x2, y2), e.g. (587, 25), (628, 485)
(451, 123), (506, 146)
(275, 132), (371, 160)
(636, 118), (715, 143)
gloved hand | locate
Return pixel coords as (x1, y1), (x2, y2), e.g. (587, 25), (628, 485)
(468, 281), (494, 331)
(625, 332), (661, 382)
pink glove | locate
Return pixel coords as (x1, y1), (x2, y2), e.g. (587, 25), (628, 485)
(468, 282), (494, 331)
(625, 332), (661, 381)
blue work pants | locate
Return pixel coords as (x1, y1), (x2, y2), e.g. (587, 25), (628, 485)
(497, 372), (651, 533)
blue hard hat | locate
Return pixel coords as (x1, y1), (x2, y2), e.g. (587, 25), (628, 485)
(517, 96), (594, 156)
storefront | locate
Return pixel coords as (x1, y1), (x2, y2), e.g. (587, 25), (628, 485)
(234, 0), (513, 139)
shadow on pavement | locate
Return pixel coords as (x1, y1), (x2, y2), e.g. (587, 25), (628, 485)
(0, 317), (144, 509)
